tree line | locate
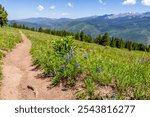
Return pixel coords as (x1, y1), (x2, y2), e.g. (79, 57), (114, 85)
(0, 4), (8, 27)
(11, 23), (150, 52)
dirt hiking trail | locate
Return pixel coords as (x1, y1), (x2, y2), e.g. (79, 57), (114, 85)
(0, 31), (73, 100)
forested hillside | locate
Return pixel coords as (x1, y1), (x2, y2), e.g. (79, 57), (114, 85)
(9, 12), (150, 45)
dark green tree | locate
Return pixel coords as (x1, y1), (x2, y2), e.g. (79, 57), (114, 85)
(101, 32), (109, 46)
(85, 35), (93, 43)
(125, 41), (133, 51)
(138, 43), (146, 51)
(22, 24), (26, 29)
(31, 27), (35, 31)
(94, 34), (102, 44)
(12, 22), (18, 28)
(110, 37), (116, 47)
(147, 45), (150, 52)
(132, 42), (138, 50)
(80, 31), (86, 41)
(0, 4), (8, 27)
(116, 39), (124, 48)
(38, 27), (43, 32)
(75, 33), (80, 40)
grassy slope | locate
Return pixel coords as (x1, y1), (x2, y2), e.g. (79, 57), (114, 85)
(23, 29), (150, 100)
(0, 27), (22, 84)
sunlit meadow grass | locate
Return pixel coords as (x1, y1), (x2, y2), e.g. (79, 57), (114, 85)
(23, 29), (150, 100)
(0, 27), (22, 51)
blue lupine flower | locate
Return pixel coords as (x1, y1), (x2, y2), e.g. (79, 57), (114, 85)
(53, 70), (57, 76)
(62, 65), (66, 71)
(84, 54), (88, 59)
(111, 93), (116, 100)
(75, 63), (80, 68)
(70, 49), (74, 57)
(97, 67), (102, 73)
(66, 54), (70, 63)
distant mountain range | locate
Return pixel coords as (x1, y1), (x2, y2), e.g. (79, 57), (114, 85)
(9, 12), (150, 45)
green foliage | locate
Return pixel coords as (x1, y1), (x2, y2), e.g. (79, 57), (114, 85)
(101, 32), (109, 46)
(52, 36), (74, 56)
(0, 27), (22, 51)
(12, 22), (18, 28)
(24, 31), (81, 86)
(94, 35), (102, 44)
(11, 23), (150, 53)
(38, 27), (43, 32)
(49, 36), (79, 86)
(23, 29), (150, 100)
(84, 78), (96, 98)
(0, 4), (8, 27)
(24, 31), (150, 99)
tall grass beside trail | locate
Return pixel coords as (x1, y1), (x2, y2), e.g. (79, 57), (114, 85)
(0, 27), (22, 83)
(0, 27), (22, 51)
(23, 29), (150, 100)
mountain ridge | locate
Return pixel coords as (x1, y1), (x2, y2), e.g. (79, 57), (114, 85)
(9, 12), (150, 45)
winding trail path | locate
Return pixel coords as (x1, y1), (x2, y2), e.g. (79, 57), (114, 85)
(0, 31), (73, 100)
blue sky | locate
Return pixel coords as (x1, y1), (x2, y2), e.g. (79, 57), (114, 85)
(0, 0), (150, 20)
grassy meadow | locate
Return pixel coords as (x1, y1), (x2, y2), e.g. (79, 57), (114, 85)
(22, 29), (150, 100)
(0, 27), (22, 84)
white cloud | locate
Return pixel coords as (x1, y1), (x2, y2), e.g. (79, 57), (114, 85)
(61, 12), (69, 16)
(98, 0), (106, 5)
(122, 0), (136, 5)
(37, 5), (44, 11)
(141, 0), (150, 6)
(50, 5), (56, 10)
(67, 2), (74, 8)
(99, 0), (103, 4)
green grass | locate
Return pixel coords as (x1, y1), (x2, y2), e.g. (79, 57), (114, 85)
(22, 29), (150, 100)
(0, 27), (22, 83)
(0, 27), (22, 51)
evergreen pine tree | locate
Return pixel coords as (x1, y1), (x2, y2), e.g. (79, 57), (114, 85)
(101, 32), (109, 46)
(12, 22), (18, 28)
(75, 33), (80, 40)
(80, 31), (85, 41)
(38, 27), (43, 32)
(110, 37), (116, 47)
(147, 45), (150, 52)
(0, 4), (8, 27)
(138, 43), (146, 51)
(94, 34), (102, 44)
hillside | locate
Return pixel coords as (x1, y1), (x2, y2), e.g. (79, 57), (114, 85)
(22, 29), (150, 100)
(0, 27), (150, 100)
(9, 12), (150, 45)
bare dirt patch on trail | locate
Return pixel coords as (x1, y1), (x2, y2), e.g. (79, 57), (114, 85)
(0, 31), (73, 100)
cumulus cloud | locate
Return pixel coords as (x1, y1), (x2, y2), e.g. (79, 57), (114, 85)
(98, 0), (106, 5)
(122, 0), (136, 5)
(141, 0), (150, 6)
(67, 2), (74, 8)
(50, 5), (56, 10)
(99, 0), (103, 3)
(37, 5), (44, 11)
